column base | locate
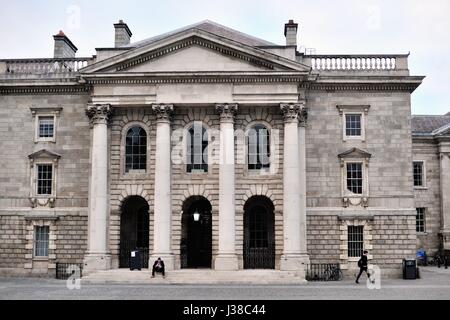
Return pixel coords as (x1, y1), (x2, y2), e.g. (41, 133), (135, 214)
(150, 254), (175, 271)
(83, 253), (111, 275)
(280, 254), (310, 277)
(214, 254), (239, 271)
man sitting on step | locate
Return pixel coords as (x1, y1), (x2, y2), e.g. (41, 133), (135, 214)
(151, 257), (165, 278)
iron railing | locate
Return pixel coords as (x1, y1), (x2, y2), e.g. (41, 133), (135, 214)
(306, 263), (343, 281)
(244, 246), (275, 269)
(55, 262), (83, 280)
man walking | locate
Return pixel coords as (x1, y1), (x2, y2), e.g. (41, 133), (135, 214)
(356, 250), (371, 284)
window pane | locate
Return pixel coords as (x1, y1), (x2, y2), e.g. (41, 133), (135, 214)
(346, 163), (363, 194)
(34, 226), (49, 257)
(345, 114), (362, 137)
(39, 117), (54, 138)
(248, 125), (270, 170)
(125, 127), (147, 172)
(37, 164), (52, 195)
(187, 125), (208, 173)
(413, 162), (424, 187)
(416, 208), (425, 233)
(348, 226), (364, 258)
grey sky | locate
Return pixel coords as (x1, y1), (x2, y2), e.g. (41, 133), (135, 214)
(0, 0), (448, 115)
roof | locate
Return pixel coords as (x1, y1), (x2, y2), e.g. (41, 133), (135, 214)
(411, 114), (450, 134)
(123, 20), (276, 49)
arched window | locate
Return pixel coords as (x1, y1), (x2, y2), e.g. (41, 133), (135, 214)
(187, 124), (208, 173)
(125, 126), (147, 173)
(248, 124), (270, 170)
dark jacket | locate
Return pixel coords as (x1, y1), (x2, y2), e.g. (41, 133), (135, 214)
(153, 260), (165, 269)
(359, 255), (368, 268)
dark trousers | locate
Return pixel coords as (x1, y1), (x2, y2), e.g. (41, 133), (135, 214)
(152, 265), (165, 276)
(356, 267), (369, 282)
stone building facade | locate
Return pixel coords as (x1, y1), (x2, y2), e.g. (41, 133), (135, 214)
(0, 19), (446, 279)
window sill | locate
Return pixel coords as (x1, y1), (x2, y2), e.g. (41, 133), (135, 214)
(247, 168), (271, 175)
(414, 187), (428, 190)
(35, 139), (56, 143)
(33, 257), (49, 261)
(417, 232), (428, 236)
(343, 137), (365, 142)
(187, 170), (208, 175)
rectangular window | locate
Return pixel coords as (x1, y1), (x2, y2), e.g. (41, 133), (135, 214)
(34, 226), (49, 257)
(416, 208), (426, 233)
(345, 114), (362, 137)
(413, 161), (425, 187)
(38, 116), (55, 139)
(348, 226), (364, 258)
(346, 162), (363, 195)
(37, 164), (53, 195)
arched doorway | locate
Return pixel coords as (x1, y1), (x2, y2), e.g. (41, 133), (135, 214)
(119, 196), (149, 268)
(243, 196), (275, 269)
(181, 196), (212, 268)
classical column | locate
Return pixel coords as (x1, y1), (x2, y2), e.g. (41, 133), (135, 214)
(84, 104), (112, 272)
(151, 104), (175, 270)
(280, 102), (310, 272)
(214, 103), (239, 270)
(439, 141), (450, 250)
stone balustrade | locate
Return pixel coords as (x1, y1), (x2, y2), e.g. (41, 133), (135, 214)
(304, 54), (409, 71)
(0, 57), (93, 74)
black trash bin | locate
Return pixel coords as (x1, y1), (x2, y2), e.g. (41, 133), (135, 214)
(403, 259), (417, 280)
(130, 249), (141, 271)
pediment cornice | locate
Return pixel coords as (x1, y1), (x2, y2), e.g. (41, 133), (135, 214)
(80, 29), (311, 74)
(28, 149), (62, 160)
(338, 147), (372, 160)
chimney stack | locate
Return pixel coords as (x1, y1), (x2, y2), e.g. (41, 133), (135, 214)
(284, 19), (298, 47)
(114, 20), (132, 47)
(53, 30), (77, 58)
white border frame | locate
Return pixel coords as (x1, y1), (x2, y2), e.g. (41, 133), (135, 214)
(337, 105), (370, 142)
(341, 159), (370, 198)
(30, 108), (62, 144)
(244, 120), (276, 176)
(182, 121), (213, 176)
(120, 121), (151, 178)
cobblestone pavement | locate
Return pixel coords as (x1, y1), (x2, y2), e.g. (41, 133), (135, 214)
(0, 267), (449, 300)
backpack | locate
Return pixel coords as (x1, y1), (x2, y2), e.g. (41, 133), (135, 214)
(358, 259), (363, 268)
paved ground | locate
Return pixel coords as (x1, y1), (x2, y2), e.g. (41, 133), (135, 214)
(0, 267), (449, 300)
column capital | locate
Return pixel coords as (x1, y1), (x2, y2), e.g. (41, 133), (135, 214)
(86, 104), (112, 125)
(152, 104), (174, 122)
(216, 103), (238, 123)
(280, 102), (307, 125)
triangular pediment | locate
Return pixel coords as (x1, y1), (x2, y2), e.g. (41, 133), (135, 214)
(113, 44), (277, 72)
(338, 148), (372, 160)
(81, 29), (311, 74)
(28, 149), (61, 160)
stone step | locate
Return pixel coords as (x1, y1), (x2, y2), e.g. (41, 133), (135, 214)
(82, 269), (306, 285)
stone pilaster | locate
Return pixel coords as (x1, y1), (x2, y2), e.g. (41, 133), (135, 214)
(280, 102), (309, 273)
(83, 104), (112, 273)
(151, 104), (175, 270)
(214, 103), (239, 270)
(439, 141), (450, 250)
